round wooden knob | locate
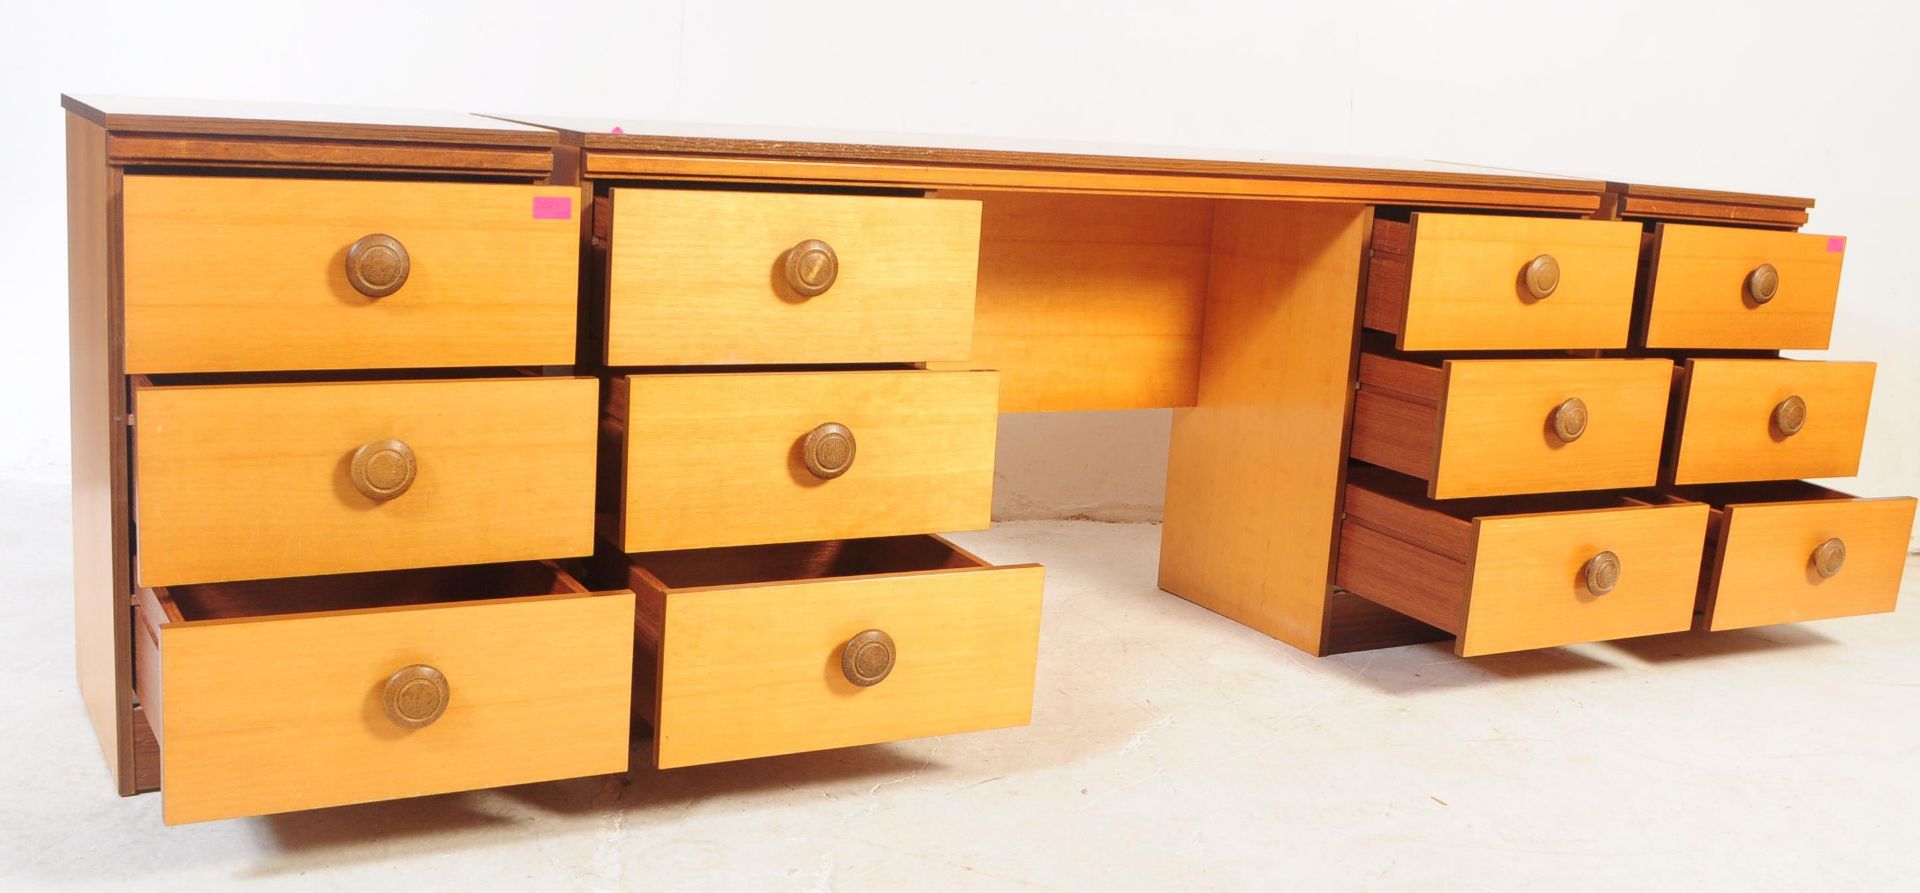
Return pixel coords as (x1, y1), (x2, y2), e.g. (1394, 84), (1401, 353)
(350, 438), (417, 500)
(1812, 537), (1847, 578)
(784, 239), (839, 297)
(383, 664), (448, 729)
(1772, 395), (1807, 437)
(841, 629), (895, 687)
(1522, 254), (1561, 300)
(1551, 397), (1590, 443)
(802, 422), (856, 480)
(1583, 550), (1622, 596)
(1746, 263), (1780, 305)
(345, 233), (410, 298)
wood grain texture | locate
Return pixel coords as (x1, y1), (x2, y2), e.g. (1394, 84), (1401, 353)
(1642, 224), (1845, 349)
(927, 191), (1210, 412)
(1671, 359), (1875, 485)
(606, 189), (980, 366)
(615, 371), (998, 552)
(122, 177), (580, 373)
(1387, 214), (1643, 350)
(134, 377), (598, 586)
(1158, 202), (1370, 654)
(147, 586), (633, 824)
(1610, 180), (1812, 229)
(1700, 490), (1915, 631)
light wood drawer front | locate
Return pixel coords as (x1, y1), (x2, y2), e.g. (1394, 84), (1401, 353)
(1365, 213), (1642, 350)
(610, 370), (998, 552)
(134, 563), (633, 825)
(123, 177), (580, 373)
(606, 189), (981, 365)
(625, 536), (1044, 769)
(1337, 468), (1708, 657)
(1352, 354), (1672, 498)
(1643, 224), (1846, 349)
(1671, 359), (1874, 485)
(134, 377), (598, 586)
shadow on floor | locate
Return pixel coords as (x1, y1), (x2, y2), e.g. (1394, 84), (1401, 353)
(1608, 623), (1838, 663)
(1319, 640), (1616, 695)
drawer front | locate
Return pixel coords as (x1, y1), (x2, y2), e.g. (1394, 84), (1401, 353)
(653, 563), (1044, 769)
(123, 177), (580, 373)
(1703, 495), (1915, 631)
(606, 189), (981, 365)
(1432, 358), (1672, 498)
(615, 370), (998, 552)
(135, 377), (598, 586)
(1461, 502), (1708, 656)
(1672, 359), (1874, 485)
(1385, 214), (1642, 350)
(1643, 224), (1846, 349)
(148, 589), (634, 824)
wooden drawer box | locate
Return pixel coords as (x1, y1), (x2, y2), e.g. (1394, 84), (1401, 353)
(604, 370), (998, 552)
(1336, 466), (1709, 656)
(1668, 359), (1874, 485)
(1364, 213), (1642, 351)
(1641, 224), (1846, 349)
(133, 562), (634, 824)
(605, 189), (982, 365)
(134, 376), (598, 586)
(123, 177), (581, 373)
(1351, 352), (1672, 498)
(619, 535), (1044, 769)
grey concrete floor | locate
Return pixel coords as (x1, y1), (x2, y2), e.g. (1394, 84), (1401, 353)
(4, 477), (1918, 891)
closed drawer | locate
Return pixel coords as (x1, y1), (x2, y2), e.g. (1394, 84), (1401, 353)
(1352, 352), (1672, 498)
(134, 376), (598, 586)
(1336, 466), (1708, 656)
(620, 535), (1044, 769)
(1669, 359), (1874, 485)
(1641, 224), (1846, 349)
(605, 370), (998, 552)
(1364, 213), (1642, 350)
(1662, 482), (1915, 631)
(133, 562), (633, 824)
(605, 189), (981, 365)
(123, 177), (580, 373)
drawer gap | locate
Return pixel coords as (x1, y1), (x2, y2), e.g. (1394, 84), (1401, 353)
(626, 535), (989, 592)
(148, 560), (590, 623)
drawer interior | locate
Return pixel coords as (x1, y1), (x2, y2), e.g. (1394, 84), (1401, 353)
(145, 560), (590, 624)
(624, 534), (988, 593)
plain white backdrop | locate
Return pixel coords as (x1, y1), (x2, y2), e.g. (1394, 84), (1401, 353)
(3, 0), (1916, 526)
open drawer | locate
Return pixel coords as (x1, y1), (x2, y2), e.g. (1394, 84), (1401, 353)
(134, 561), (634, 824)
(618, 535), (1044, 769)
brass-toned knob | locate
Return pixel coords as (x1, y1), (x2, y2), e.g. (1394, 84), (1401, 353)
(1812, 537), (1847, 578)
(1746, 263), (1780, 305)
(383, 664), (448, 729)
(1583, 550), (1621, 596)
(1551, 397), (1590, 443)
(345, 233), (410, 298)
(784, 239), (839, 297)
(350, 438), (417, 500)
(841, 629), (895, 687)
(1522, 254), (1561, 300)
(1772, 395), (1807, 437)
(802, 422), (856, 480)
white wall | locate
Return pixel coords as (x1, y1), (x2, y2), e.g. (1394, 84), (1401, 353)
(4, 1), (1916, 526)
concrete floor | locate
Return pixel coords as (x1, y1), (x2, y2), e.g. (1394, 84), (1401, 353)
(4, 477), (1918, 891)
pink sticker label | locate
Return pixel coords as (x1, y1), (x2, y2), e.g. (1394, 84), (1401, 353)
(610, 126), (625, 135)
(532, 196), (573, 221)
(1827, 236), (1846, 253)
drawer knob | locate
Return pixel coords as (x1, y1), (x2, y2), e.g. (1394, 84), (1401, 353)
(1522, 254), (1561, 300)
(802, 422), (856, 480)
(1746, 263), (1781, 305)
(1772, 395), (1807, 437)
(345, 233), (411, 298)
(784, 239), (839, 297)
(383, 664), (449, 729)
(841, 629), (896, 687)
(1583, 550), (1622, 596)
(1813, 537), (1847, 578)
(1551, 397), (1590, 443)
(350, 438), (417, 500)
